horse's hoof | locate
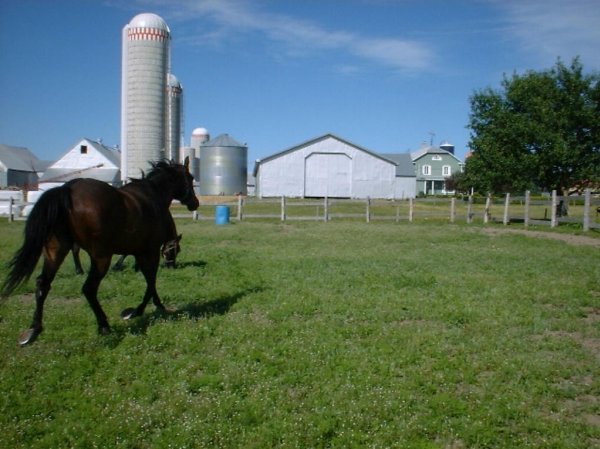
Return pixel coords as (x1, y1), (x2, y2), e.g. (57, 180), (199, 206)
(18, 328), (41, 346)
(121, 308), (138, 320)
(98, 326), (111, 336)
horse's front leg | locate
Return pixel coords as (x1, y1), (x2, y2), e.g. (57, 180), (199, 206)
(82, 256), (111, 335)
(121, 252), (163, 320)
(20, 239), (69, 346)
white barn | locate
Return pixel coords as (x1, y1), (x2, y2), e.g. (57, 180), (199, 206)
(253, 134), (416, 199)
(38, 138), (121, 190)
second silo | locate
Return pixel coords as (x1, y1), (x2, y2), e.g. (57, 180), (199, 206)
(199, 134), (247, 195)
(165, 73), (183, 162)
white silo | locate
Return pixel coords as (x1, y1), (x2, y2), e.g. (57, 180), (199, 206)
(191, 127), (210, 152)
(165, 73), (183, 162)
(188, 127), (208, 182)
(121, 13), (170, 181)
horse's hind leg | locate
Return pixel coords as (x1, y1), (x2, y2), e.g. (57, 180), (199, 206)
(19, 238), (69, 346)
(121, 253), (164, 320)
(72, 243), (84, 275)
(82, 256), (111, 335)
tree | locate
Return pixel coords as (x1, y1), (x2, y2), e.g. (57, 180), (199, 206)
(464, 58), (600, 195)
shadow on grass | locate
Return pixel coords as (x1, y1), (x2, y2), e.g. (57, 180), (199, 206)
(102, 286), (263, 348)
(172, 260), (207, 269)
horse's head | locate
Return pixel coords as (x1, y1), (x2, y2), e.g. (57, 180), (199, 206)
(146, 158), (199, 211)
(162, 234), (182, 269)
(175, 157), (199, 211)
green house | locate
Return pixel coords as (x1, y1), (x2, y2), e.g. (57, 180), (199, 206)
(411, 142), (464, 195)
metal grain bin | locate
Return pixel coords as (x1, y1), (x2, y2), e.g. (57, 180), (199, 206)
(199, 134), (247, 196)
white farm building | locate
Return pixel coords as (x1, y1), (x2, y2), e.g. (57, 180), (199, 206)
(253, 134), (416, 199)
(38, 138), (121, 190)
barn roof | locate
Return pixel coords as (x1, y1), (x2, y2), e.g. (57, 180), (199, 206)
(254, 133), (397, 171)
(38, 138), (121, 184)
(0, 144), (40, 172)
(380, 153), (416, 177)
(39, 168), (120, 184)
(254, 133), (415, 178)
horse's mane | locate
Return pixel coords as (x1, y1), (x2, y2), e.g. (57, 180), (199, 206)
(128, 160), (181, 184)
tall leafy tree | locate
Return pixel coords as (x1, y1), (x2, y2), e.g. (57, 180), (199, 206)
(465, 58), (600, 195)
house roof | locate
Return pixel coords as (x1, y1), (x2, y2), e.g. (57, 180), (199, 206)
(0, 144), (40, 171)
(411, 144), (463, 163)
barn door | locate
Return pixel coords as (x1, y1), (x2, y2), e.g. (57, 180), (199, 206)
(304, 153), (351, 198)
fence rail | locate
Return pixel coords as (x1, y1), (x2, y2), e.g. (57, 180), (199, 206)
(3, 189), (599, 231)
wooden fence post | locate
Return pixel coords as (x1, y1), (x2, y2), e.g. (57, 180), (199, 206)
(9, 197), (14, 222)
(281, 196), (286, 222)
(484, 194), (491, 224)
(395, 203), (400, 223)
(551, 190), (558, 228)
(324, 196), (329, 222)
(237, 195), (243, 221)
(450, 197), (456, 223)
(409, 198), (414, 222)
(503, 193), (510, 225)
(467, 195), (473, 224)
(366, 197), (371, 223)
(583, 188), (591, 232)
(524, 191), (530, 228)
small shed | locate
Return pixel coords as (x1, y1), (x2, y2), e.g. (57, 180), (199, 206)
(39, 138), (121, 190)
(254, 134), (416, 199)
(0, 144), (45, 189)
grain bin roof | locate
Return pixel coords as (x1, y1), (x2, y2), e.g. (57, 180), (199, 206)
(201, 134), (245, 148)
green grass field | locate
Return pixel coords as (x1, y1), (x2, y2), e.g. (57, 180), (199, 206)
(0, 219), (599, 448)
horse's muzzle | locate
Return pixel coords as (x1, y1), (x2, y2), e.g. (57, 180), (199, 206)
(186, 196), (199, 211)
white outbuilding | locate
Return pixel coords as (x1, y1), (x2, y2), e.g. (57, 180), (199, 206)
(38, 138), (121, 190)
(253, 134), (416, 199)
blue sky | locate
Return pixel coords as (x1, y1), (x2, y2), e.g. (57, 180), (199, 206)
(1, 0), (599, 165)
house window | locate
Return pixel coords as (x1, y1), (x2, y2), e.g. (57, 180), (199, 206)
(432, 155), (442, 161)
(80, 145), (88, 154)
(443, 165), (451, 176)
(422, 165), (431, 176)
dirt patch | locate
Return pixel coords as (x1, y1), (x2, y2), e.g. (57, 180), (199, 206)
(476, 227), (600, 248)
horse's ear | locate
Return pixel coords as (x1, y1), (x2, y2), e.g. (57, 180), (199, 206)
(177, 234), (182, 242)
(184, 156), (190, 171)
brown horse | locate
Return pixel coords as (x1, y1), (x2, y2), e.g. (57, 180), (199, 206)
(1, 158), (198, 345)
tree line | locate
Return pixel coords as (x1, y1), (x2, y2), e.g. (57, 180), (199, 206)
(450, 58), (600, 196)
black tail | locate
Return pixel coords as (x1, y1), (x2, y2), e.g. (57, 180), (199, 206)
(1, 185), (72, 298)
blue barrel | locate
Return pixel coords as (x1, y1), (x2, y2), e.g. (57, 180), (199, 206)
(215, 205), (230, 225)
